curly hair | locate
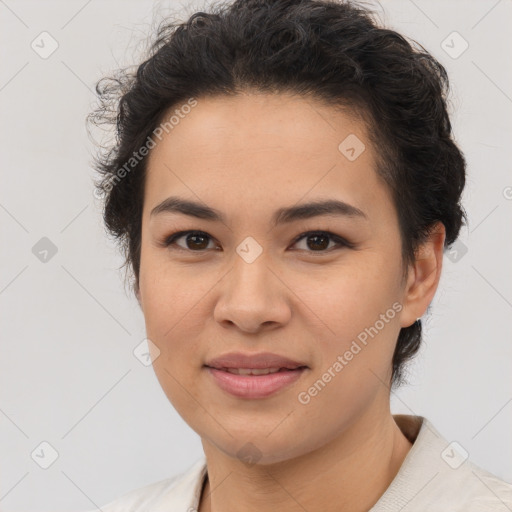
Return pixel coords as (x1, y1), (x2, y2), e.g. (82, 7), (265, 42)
(88, 0), (467, 389)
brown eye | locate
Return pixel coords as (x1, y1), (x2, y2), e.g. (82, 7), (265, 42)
(305, 233), (330, 251)
(292, 231), (349, 252)
(163, 231), (216, 251)
(184, 233), (210, 250)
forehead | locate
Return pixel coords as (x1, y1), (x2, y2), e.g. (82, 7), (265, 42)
(143, 93), (392, 225)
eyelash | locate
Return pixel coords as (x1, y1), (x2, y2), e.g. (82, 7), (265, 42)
(160, 230), (353, 255)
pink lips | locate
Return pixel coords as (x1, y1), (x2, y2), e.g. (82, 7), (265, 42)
(204, 351), (308, 399)
(205, 367), (306, 398)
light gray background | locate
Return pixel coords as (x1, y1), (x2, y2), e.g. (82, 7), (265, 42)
(1, 0), (511, 510)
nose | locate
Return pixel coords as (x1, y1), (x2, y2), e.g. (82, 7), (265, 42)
(213, 252), (292, 334)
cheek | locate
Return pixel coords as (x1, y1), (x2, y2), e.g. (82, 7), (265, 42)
(142, 281), (205, 357)
(138, 266), (194, 368)
(139, 249), (202, 329)
(294, 259), (401, 380)
(294, 279), (399, 425)
(297, 257), (400, 331)
(140, 272), (207, 414)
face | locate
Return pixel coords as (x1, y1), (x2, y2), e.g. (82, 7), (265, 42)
(137, 92), (421, 464)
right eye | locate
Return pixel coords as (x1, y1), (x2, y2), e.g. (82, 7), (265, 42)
(162, 230), (219, 252)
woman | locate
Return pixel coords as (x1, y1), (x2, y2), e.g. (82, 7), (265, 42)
(87, 0), (512, 510)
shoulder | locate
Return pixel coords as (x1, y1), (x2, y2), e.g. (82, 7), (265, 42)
(428, 458), (512, 511)
(85, 457), (207, 512)
(372, 415), (512, 512)
(95, 476), (181, 512)
(420, 417), (512, 511)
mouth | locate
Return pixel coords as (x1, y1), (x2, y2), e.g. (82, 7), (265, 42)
(204, 351), (308, 371)
(204, 365), (308, 399)
(205, 366), (308, 375)
(203, 351), (309, 399)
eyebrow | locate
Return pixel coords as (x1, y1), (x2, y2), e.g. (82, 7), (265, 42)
(150, 196), (368, 225)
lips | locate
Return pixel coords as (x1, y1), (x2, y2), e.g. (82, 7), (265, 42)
(222, 367), (287, 375)
(205, 366), (307, 399)
(204, 351), (308, 371)
(204, 352), (309, 399)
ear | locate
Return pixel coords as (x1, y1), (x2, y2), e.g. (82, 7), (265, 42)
(400, 222), (446, 328)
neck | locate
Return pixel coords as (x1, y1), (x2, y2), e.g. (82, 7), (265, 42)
(198, 411), (413, 512)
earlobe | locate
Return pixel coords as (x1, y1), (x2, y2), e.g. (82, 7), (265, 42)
(399, 222), (446, 328)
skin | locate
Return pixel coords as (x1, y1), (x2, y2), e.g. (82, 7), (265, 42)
(135, 92), (445, 512)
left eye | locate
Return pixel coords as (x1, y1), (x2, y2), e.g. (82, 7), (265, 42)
(291, 231), (349, 252)
(162, 230), (351, 253)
